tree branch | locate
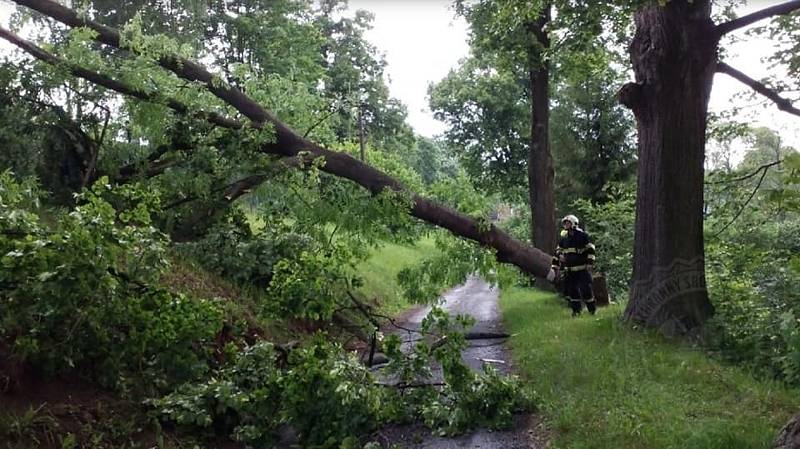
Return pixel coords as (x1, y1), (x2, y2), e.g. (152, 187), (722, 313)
(715, 0), (800, 36)
(169, 156), (302, 239)
(116, 143), (185, 181)
(303, 98), (351, 138)
(705, 159), (783, 185)
(712, 166), (769, 238)
(11, 0), (553, 277)
(218, 156), (302, 203)
(374, 381), (446, 389)
(81, 108), (110, 188)
(344, 291), (428, 336)
(716, 62), (800, 118)
(0, 26), (242, 131)
(1, 25), (286, 192)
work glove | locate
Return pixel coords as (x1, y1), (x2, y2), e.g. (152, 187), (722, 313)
(546, 268), (557, 282)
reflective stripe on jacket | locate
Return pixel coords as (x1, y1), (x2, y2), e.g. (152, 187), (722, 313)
(551, 228), (595, 271)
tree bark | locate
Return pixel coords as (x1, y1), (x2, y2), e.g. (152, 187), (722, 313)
(358, 102), (366, 161)
(618, 0), (717, 334)
(527, 2), (556, 256)
(10, 0), (554, 278)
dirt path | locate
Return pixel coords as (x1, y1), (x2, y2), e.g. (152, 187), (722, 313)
(378, 275), (548, 449)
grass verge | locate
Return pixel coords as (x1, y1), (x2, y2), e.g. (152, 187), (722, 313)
(356, 237), (436, 316)
(500, 287), (800, 449)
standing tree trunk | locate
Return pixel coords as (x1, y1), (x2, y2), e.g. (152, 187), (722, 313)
(358, 101), (366, 161)
(527, 2), (556, 256)
(619, 0), (718, 334)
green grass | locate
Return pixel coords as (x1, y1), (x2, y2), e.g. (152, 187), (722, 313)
(356, 237), (437, 316)
(500, 287), (800, 449)
(243, 208), (436, 316)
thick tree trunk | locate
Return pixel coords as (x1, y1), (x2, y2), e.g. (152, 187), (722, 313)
(9, 0), (554, 278)
(527, 3), (556, 256)
(619, 0), (717, 334)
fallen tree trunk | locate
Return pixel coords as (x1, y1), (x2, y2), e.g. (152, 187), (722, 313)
(9, 0), (553, 277)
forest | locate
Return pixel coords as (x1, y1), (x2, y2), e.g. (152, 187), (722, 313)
(0, 0), (799, 448)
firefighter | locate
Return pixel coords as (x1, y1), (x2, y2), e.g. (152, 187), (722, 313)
(546, 214), (596, 316)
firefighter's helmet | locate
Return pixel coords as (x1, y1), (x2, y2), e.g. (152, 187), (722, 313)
(561, 214), (579, 226)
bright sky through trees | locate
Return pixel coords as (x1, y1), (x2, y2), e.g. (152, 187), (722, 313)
(0, 0), (796, 158)
(347, 1), (799, 162)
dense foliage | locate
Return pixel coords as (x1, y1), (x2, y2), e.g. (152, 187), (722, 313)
(2, 0), (800, 447)
(704, 133), (800, 384)
(153, 309), (529, 447)
(0, 2), (535, 446)
(429, 0), (637, 211)
(0, 174), (222, 392)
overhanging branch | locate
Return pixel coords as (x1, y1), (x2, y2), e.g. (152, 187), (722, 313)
(705, 159), (783, 185)
(716, 62), (800, 118)
(11, 0), (553, 277)
(715, 0), (800, 36)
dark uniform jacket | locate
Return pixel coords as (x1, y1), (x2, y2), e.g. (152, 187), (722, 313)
(551, 228), (595, 272)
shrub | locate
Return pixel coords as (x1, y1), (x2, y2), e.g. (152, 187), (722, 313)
(152, 338), (386, 448)
(0, 173), (222, 391)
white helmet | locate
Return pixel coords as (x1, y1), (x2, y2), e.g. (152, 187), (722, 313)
(561, 214), (579, 226)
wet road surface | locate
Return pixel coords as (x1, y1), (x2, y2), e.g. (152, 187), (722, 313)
(376, 275), (546, 449)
